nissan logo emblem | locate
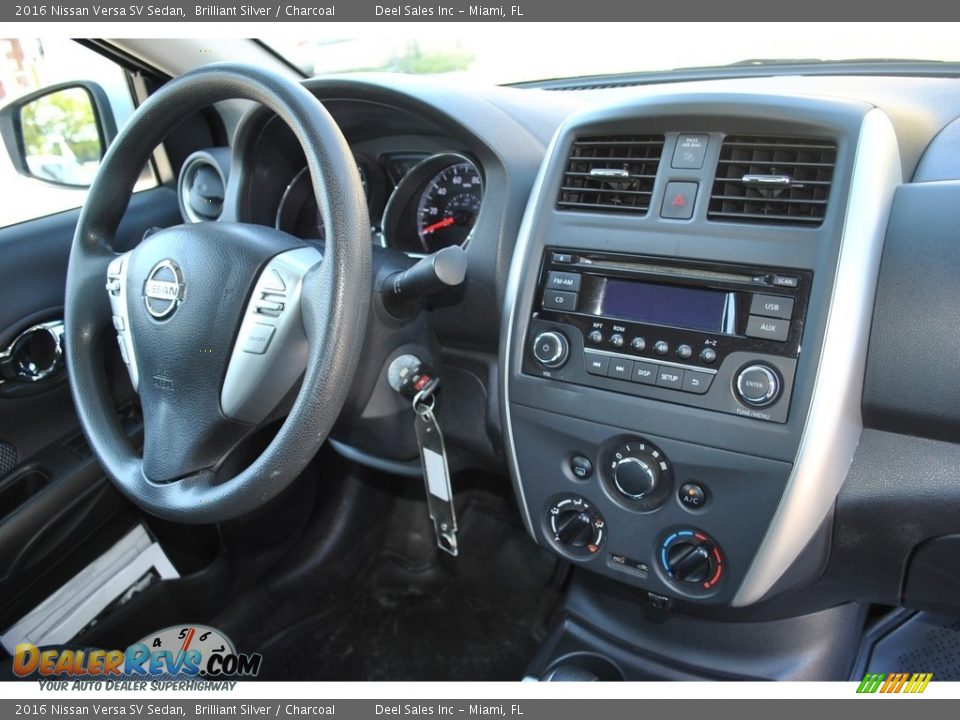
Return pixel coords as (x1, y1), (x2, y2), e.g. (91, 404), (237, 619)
(143, 260), (185, 320)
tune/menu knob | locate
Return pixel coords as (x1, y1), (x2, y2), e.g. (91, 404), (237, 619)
(734, 364), (781, 407)
(532, 331), (569, 369)
(607, 439), (672, 505)
(660, 528), (724, 591)
(547, 495), (606, 559)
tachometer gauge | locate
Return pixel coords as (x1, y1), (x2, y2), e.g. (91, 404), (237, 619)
(415, 161), (483, 252)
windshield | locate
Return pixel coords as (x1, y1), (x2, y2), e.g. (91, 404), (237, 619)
(265, 23), (960, 85)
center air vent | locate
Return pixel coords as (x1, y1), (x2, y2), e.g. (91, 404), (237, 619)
(558, 135), (664, 214)
(708, 136), (836, 226)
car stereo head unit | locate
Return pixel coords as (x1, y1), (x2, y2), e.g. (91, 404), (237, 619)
(523, 249), (812, 423)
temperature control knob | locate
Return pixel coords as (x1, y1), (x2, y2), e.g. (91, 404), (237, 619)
(660, 528), (724, 591)
(547, 495), (606, 559)
(532, 331), (569, 369)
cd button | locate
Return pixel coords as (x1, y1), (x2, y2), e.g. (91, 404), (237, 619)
(607, 358), (634, 381)
(546, 271), (582, 293)
(750, 294), (794, 320)
(746, 315), (790, 342)
(682, 369), (713, 394)
(656, 368), (683, 389)
(631, 361), (657, 385)
(584, 352), (610, 376)
(542, 289), (578, 311)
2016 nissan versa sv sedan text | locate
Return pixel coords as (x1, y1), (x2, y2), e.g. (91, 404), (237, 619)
(1, 30), (960, 682)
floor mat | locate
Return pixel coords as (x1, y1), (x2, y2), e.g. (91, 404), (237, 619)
(255, 489), (565, 681)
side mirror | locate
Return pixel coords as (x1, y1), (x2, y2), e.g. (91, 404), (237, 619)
(0, 81), (117, 188)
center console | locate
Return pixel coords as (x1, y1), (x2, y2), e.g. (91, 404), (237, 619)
(501, 94), (901, 609)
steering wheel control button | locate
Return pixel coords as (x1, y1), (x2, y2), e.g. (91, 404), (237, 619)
(676, 344), (693, 360)
(584, 352), (610, 376)
(532, 331), (569, 369)
(656, 368), (683, 390)
(609, 333), (625, 349)
(746, 315), (790, 342)
(608, 439), (672, 505)
(660, 529), (724, 591)
(660, 181), (698, 220)
(242, 323), (276, 355)
(681, 369), (713, 394)
(546, 271), (582, 293)
(750, 294), (794, 320)
(570, 455), (594, 480)
(547, 495), (606, 559)
(671, 134), (709, 170)
(630, 336), (646, 352)
(542, 289), (578, 312)
(679, 483), (707, 509)
(735, 364), (781, 407)
(631, 361), (657, 385)
(587, 330), (604, 345)
(112, 315), (125, 331)
(606, 357), (633, 381)
(700, 347), (717, 364)
(654, 340), (670, 356)
(254, 299), (285, 317)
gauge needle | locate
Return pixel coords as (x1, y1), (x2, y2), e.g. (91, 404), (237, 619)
(420, 216), (456, 235)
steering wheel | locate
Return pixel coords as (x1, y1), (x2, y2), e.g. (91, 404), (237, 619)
(64, 64), (371, 523)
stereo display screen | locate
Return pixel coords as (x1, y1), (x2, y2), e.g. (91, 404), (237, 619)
(600, 279), (729, 333)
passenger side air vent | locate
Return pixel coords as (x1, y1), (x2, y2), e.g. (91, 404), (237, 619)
(558, 135), (664, 214)
(708, 136), (836, 226)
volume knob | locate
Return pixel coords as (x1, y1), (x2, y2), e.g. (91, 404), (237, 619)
(532, 331), (569, 369)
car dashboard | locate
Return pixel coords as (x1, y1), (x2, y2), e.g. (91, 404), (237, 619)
(197, 70), (960, 620)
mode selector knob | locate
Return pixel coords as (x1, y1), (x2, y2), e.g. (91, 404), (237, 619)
(532, 331), (569, 369)
(660, 528), (725, 591)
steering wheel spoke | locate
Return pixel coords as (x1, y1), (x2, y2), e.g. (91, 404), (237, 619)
(105, 251), (141, 391)
(221, 246), (322, 424)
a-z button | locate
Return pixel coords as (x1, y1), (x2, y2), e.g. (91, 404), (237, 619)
(243, 323), (276, 355)
(584, 352), (610, 376)
(542, 289), (578, 311)
(656, 368), (683, 389)
(750, 294), (795, 320)
(632, 361), (657, 385)
(546, 271), (582, 293)
(661, 181), (698, 220)
(746, 315), (790, 342)
(682, 370), (713, 394)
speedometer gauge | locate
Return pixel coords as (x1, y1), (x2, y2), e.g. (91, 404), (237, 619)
(415, 162), (483, 252)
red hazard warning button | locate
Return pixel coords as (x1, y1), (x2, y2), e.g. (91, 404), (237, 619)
(661, 181), (698, 220)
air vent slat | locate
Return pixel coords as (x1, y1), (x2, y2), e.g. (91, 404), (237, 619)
(557, 134), (664, 215)
(709, 135), (836, 227)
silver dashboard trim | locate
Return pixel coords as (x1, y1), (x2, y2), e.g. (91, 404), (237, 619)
(500, 129), (563, 539)
(732, 108), (902, 606)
